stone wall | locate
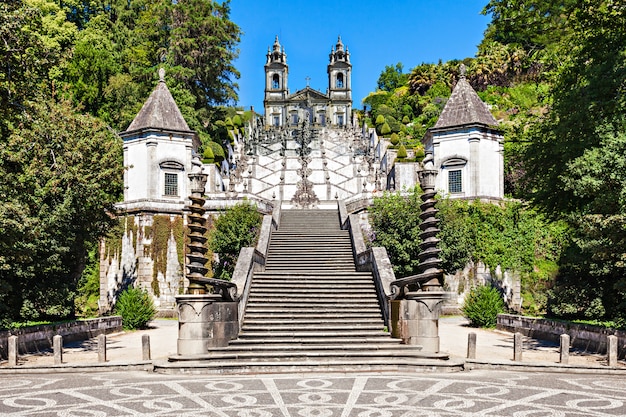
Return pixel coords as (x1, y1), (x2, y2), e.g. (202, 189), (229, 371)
(0, 316), (122, 359)
(497, 313), (626, 358)
(99, 214), (186, 314)
(444, 262), (522, 313)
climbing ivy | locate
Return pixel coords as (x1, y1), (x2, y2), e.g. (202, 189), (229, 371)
(369, 189), (570, 314)
(147, 215), (185, 298)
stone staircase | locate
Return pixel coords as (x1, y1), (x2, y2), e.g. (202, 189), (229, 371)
(160, 208), (456, 373)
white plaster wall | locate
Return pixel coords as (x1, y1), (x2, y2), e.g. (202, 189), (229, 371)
(429, 127), (503, 200)
(123, 133), (193, 202)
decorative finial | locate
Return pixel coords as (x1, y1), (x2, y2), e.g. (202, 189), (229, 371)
(459, 63), (466, 79)
(158, 67), (165, 83)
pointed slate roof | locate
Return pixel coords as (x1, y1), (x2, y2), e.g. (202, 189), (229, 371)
(433, 66), (497, 129)
(125, 68), (193, 133)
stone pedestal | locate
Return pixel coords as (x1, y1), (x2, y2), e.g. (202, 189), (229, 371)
(175, 294), (239, 356)
(391, 291), (447, 353)
(176, 294), (221, 356)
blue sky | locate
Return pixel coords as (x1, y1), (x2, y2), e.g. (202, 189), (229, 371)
(230, 0), (492, 112)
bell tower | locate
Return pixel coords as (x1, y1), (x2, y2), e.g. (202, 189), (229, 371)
(264, 36), (289, 127)
(327, 36), (352, 127)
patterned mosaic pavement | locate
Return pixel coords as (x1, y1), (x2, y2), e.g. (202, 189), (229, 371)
(1, 370), (626, 416)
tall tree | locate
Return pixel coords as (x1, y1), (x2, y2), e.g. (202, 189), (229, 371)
(376, 63), (408, 92)
(0, 98), (122, 324)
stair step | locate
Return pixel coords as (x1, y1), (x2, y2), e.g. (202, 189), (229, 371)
(244, 311), (382, 317)
(230, 337), (397, 345)
(241, 325), (384, 332)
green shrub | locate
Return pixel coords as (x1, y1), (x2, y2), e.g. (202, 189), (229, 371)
(202, 145), (215, 163)
(462, 284), (505, 328)
(390, 133), (399, 146)
(402, 115), (410, 124)
(397, 144), (407, 159)
(115, 287), (156, 330)
(414, 147), (425, 162)
(375, 114), (386, 126)
(207, 141), (225, 163)
(232, 114), (243, 127)
(380, 122), (391, 136)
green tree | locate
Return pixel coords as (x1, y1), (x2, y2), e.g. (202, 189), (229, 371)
(368, 189), (423, 278)
(208, 202), (261, 280)
(0, 98), (123, 323)
(377, 62), (408, 92)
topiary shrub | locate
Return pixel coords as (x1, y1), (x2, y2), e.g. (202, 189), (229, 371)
(414, 147), (425, 162)
(462, 284), (505, 328)
(207, 141), (225, 164)
(115, 287), (156, 330)
(202, 145), (215, 163)
(397, 144), (407, 159)
(375, 114), (386, 126)
(390, 133), (400, 146)
(380, 122), (391, 136)
(402, 115), (410, 124)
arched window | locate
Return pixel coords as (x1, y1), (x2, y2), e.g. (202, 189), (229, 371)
(336, 73), (344, 88)
(272, 74), (280, 89)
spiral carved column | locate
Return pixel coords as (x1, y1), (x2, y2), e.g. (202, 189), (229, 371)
(186, 162), (209, 294)
(390, 154), (449, 354)
(416, 168), (444, 292)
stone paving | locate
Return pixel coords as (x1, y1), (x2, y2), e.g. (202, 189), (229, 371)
(2, 370), (626, 416)
(7, 317), (613, 369)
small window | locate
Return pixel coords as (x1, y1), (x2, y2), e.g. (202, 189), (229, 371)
(337, 115), (344, 127)
(292, 114), (299, 125)
(272, 74), (280, 89)
(336, 73), (344, 88)
(273, 116), (280, 127)
(448, 170), (462, 193)
(164, 172), (178, 196)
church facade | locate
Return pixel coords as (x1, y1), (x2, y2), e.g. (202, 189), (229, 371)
(263, 36), (352, 128)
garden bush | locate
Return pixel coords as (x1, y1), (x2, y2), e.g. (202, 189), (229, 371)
(462, 284), (505, 328)
(390, 133), (399, 146)
(380, 121), (391, 136)
(397, 144), (407, 159)
(115, 287), (156, 330)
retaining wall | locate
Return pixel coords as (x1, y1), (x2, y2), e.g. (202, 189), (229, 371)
(497, 313), (626, 358)
(0, 316), (122, 359)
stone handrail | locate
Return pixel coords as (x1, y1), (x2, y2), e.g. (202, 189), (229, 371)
(345, 213), (396, 327)
(230, 213), (276, 330)
(338, 199), (349, 230)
